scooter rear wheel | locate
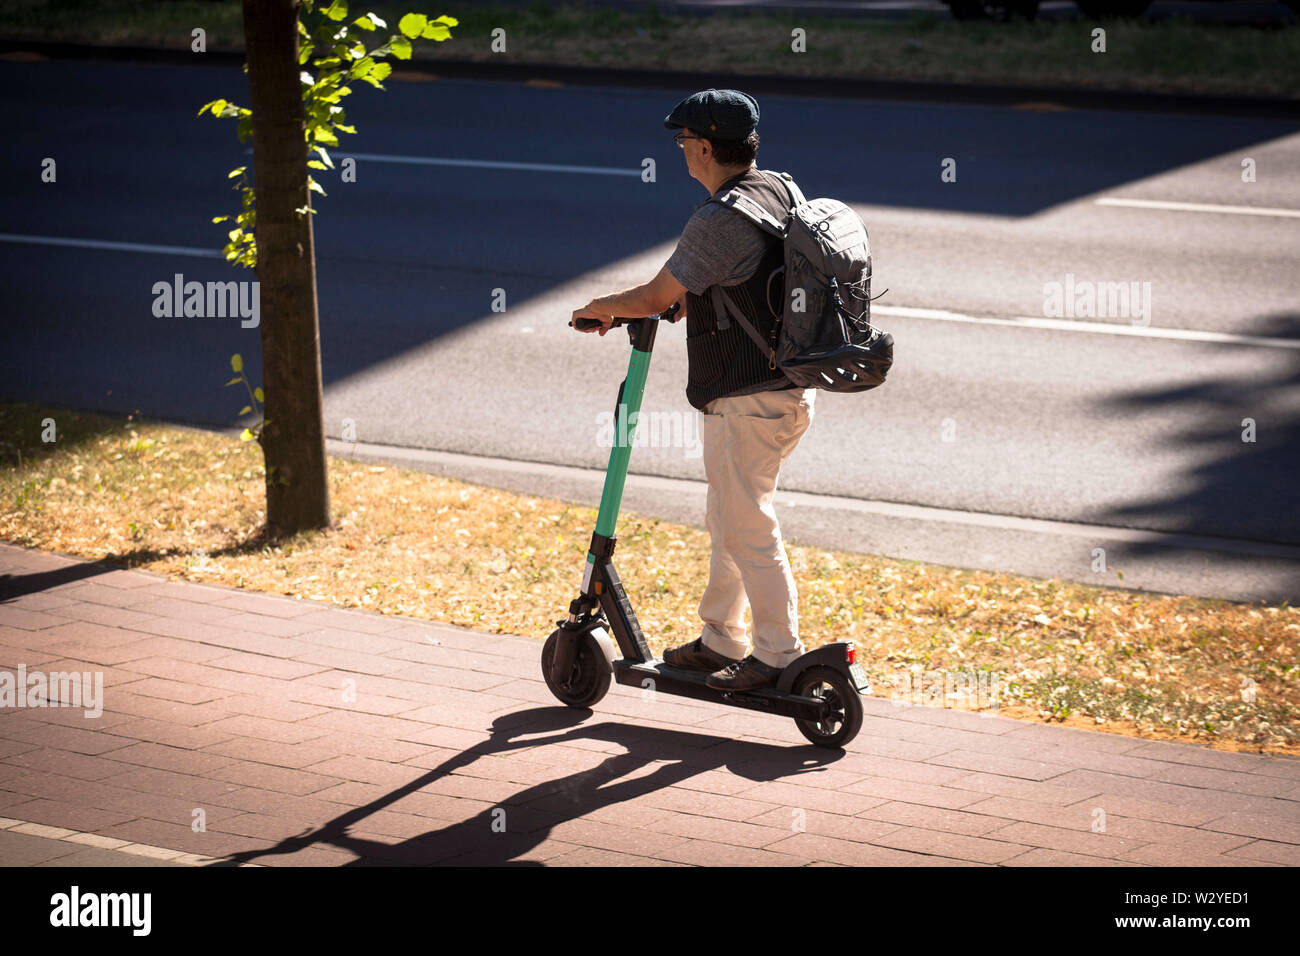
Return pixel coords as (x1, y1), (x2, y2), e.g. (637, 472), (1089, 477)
(542, 628), (612, 709)
(792, 666), (863, 749)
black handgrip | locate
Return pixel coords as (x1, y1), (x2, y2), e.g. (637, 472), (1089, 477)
(571, 302), (680, 332)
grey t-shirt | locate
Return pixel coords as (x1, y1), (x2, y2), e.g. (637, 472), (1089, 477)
(665, 190), (770, 295)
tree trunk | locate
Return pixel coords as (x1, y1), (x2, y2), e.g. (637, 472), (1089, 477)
(242, 0), (331, 534)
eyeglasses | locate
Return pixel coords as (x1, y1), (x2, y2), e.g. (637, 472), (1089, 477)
(674, 131), (704, 148)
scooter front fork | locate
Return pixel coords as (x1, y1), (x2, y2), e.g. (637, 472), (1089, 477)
(550, 594), (600, 684)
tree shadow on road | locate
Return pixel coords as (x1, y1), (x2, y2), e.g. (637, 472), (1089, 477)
(1093, 311), (1300, 601)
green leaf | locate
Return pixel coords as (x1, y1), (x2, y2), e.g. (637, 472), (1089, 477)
(369, 62), (391, 83)
(390, 35), (412, 59)
(230, 354), (243, 372)
(333, 122), (356, 134)
(350, 55), (375, 78)
(398, 13), (427, 38)
(240, 428), (256, 442)
(224, 377), (241, 386)
(254, 387), (264, 402)
(307, 160), (327, 170)
(237, 115), (253, 143)
(434, 15), (459, 27)
(239, 406), (252, 416)
(308, 177), (327, 195)
(351, 13), (376, 30)
(212, 215), (230, 224)
(197, 98), (226, 117)
(227, 166), (246, 179)
(323, 0), (348, 21)
(422, 23), (451, 41)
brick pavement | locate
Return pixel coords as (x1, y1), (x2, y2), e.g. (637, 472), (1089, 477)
(0, 541), (1296, 867)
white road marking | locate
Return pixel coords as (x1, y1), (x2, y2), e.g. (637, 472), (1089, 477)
(1095, 197), (1300, 219)
(321, 150), (641, 177)
(874, 305), (1300, 350)
(0, 232), (222, 258)
(3, 232), (1294, 351)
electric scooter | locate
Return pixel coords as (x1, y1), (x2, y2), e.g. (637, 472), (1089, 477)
(542, 304), (870, 748)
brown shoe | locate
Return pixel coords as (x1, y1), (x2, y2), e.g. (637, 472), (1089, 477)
(662, 637), (738, 672)
(705, 656), (783, 691)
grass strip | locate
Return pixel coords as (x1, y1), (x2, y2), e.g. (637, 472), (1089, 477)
(2, 401), (1295, 754)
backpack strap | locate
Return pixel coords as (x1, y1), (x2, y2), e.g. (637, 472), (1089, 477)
(711, 284), (775, 367)
(708, 189), (787, 239)
(773, 170), (806, 208)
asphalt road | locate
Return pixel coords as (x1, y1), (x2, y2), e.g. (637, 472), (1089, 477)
(2, 57), (1298, 600)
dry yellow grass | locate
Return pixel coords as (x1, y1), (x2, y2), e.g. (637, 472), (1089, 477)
(2, 403), (1295, 754)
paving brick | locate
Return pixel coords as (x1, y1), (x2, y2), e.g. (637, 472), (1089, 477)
(981, 821), (1149, 859)
(1098, 817), (1256, 854)
(5, 723), (137, 756)
(207, 762), (342, 796)
(747, 806), (902, 843)
(102, 742), (237, 776)
(763, 831), (983, 866)
(202, 786), (360, 821)
(1223, 840), (1300, 865)
(872, 826), (1031, 864)
(3, 798), (136, 832)
(205, 693), (326, 723)
(2, 748), (139, 782)
(944, 770), (1109, 806)
(729, 779), (887, 816)
(1004, 847), (1147, 866)
(49, 583), (156, 609)
(1002, 746), (1177, 779)
(547, 817), (693, 858)
(101, 717), (239, 750)
(97, 818), (266, 859)
(1049, 769), (1300, 821)
(96, 766), (244, 805)
(1148, 763), (1297, 799)
(960, 795), (1097, 829)
(37, 620), (145, 646)
(121, 677), (228, 705)
(650, 807), (794, 848)
(923, 750), (1074, 781)
(843, 776), (990, 810)
(548, 846), (686, 867)
(209, 593), (322, 619)
(302, 755), (431, 790)
(293, 609), (408, 634)
(201, 737), (339, 770)
(48, 603), (162, 631)
(127, 598), (242, 624)
(202, 714), (330, 745)
(1200, 810), (1300, 845)
(861, 800), (1017, 836)
(1117, 843), (1273, 867)
(1058, 793), (1222, 828)
(209, 612), (320, 638)
(639, 786), (781, 822)
(835, 752), (974, 786)
(655, 836), (812, 867)
(103, 691), (234, 727)
(1126, 739), (1300, 779)
(205, 652), (329, 680)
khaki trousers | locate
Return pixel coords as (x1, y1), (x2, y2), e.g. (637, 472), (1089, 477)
(697, 387), (815, 669)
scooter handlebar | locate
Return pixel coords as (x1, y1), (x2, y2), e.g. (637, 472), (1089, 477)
(572, 302), (680, 332)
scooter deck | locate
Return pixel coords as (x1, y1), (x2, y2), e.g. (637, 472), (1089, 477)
(613, 660), (833, 723)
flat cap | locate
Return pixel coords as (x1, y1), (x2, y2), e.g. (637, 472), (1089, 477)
(664, 89), (759, 140)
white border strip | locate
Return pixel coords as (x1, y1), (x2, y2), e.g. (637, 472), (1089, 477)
(1096, 197), (1300, 219)
(873, 305), (1300, 350)
(0, 817), (260, 866)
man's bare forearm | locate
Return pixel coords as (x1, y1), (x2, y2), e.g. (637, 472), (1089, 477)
(587, 284), (662, 318)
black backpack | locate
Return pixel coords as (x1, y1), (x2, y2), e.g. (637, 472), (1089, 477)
(707, 171), (894, 392)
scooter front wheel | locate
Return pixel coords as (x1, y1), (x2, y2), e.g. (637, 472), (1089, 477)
(792, 665), (863, 749)
(542, 627), (612, 709)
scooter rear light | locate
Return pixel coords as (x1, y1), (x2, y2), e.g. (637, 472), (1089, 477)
(845, 644), (856, 664)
